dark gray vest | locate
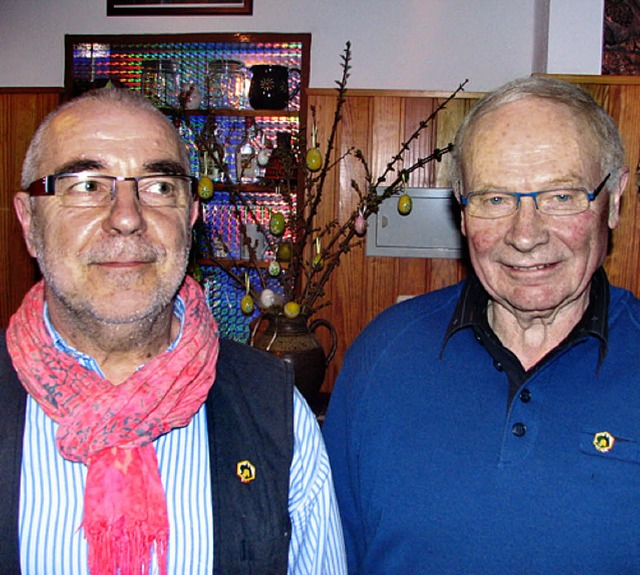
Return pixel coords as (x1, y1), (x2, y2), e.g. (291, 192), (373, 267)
(0, 332), (293, 575)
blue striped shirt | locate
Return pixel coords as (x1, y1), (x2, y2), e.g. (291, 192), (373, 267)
(19, 300), (346, 574)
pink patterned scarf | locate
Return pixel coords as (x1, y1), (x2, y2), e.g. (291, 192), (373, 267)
(6, 275), (219, 575)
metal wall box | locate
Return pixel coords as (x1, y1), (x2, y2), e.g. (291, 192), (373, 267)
(366, 187), (464, 259)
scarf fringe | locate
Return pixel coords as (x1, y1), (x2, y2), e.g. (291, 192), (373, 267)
(84, 521), (168, 575)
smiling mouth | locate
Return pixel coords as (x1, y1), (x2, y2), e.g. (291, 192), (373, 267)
(507, 263), (555, 272)
(94, 260), (153, 268)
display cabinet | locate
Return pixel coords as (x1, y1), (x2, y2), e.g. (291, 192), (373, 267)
(64, 33), (310, 341)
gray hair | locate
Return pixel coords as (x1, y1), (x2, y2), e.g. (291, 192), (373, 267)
(449, 76), (626, 197)
(21, 87), (189, 189)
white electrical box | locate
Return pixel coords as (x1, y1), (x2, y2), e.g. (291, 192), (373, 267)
(366, 187), (464, 259)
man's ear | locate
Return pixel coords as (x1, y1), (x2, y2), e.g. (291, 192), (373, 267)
(13, 192), (37, 258)
(608, 168), (629, 229)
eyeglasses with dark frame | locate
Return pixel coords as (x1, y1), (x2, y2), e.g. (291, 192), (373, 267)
(459, 173), (611, 219)
(26, 172), (199, 208)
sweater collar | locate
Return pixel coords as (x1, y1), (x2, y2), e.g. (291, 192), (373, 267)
(442, 267), (610, 365)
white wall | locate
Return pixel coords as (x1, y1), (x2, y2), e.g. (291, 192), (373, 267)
(547, 0), (604, 74)
(0, 0), (604, 92)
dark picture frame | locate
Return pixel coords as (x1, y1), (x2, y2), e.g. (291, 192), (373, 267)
(107, 0), (253, 16)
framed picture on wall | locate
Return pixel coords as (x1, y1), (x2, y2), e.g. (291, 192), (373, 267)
(107, 0), (253, 16)
(602, 0), (640, 74)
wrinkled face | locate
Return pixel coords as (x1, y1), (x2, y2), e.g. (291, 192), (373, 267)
(460, 97), (623, 319)
(16, 100), (198, 326)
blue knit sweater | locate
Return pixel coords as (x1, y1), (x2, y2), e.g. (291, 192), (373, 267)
(324, 281), (640, 574)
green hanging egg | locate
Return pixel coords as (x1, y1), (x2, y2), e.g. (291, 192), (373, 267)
(240, 294), (254, 315)
(397, 193), (412, 216)
(268, 260), (281, 276)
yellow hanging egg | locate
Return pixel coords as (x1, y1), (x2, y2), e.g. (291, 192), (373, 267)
(312, 253), (324, 271)
(276, 242), (292, 262)
(198, 175), (214, 200)
(306, 148), (323, 172)
(397, 193), (413, 216)
(240, 294), (254, 315)
(269, 212), (286, 236)
(284, 301), (301, 319)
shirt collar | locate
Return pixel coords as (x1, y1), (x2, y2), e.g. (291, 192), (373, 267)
(44, 297), (186, 374)
(442, 267), (610, 364)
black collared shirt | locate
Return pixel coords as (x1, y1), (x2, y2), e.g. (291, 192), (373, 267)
(442, 267), (609, 405)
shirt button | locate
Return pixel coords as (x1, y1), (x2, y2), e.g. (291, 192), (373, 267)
(519, 389), (532, 403)
(493, 360), (504, 371)
(512, 422), (527, 437)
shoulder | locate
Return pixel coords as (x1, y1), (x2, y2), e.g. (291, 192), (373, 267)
(216, 337), (294, 393)
(609, 285), (640, 329)
(346, 282), (463, 357)
(209, 338), (294, 442)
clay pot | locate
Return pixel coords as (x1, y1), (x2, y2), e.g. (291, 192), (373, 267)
(251, 313), (337, 403)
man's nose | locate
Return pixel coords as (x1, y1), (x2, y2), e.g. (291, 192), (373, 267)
(102, 180), (146, 236)
(505, 196), (549, 252)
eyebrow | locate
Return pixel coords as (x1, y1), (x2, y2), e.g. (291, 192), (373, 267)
(54, 159), (105, 175)
(144, 160), (188, 176)
(51, 159), (188, 177)
(472, 177), (589, 193)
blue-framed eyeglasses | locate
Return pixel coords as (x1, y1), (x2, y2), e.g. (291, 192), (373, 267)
(460, 173), (611, 219)
(27, 172), (198, 208)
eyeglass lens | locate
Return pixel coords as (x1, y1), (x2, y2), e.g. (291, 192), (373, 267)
(54, 174), (192, 208)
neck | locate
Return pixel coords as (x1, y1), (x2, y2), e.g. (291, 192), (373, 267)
(47, 299), (178, 385)
(487, 293), (590, 371)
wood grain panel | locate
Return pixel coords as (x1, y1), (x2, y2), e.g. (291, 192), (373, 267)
(0, 89), (60, 328)
(611, 84), (640, 295)
(308, 89), (480, 391)
(403, 98), (436, 187)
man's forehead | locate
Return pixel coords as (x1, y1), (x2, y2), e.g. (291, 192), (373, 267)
(51, 100), (169, 135)
(42, 100), (184, 168)
(467, 99), (595, 157)
(475, 97), (591, 140)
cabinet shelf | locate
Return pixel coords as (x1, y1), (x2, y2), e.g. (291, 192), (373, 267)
(165, 108), (300, 119)
(199, 182), (296, 195)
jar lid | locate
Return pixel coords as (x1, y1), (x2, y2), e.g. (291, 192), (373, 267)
(208, 59), (245, 71)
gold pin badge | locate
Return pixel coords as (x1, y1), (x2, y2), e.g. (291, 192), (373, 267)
(236, 460), (257, 484)
(593, 431), (615, 453)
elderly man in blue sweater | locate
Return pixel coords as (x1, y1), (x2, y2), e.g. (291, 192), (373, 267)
(323, 75), (639, 574)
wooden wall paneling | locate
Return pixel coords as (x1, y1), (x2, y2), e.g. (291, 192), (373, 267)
(0, 89), (60, 329)
(394, 97), (441, 298)
(429, 95), (478, 291)
(403, 97), (436, 187)
(308, 89), (483, 392)
(366, 96), (405, 315)
(333, 95), (373, 385)
(311, 94), (374, 389)
(394, 98), (436, 299)
(609, 84), (640, 296)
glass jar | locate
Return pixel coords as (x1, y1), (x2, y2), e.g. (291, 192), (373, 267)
(207, 59), (249, 110)
(235, 119), (260, 183)
(141, 59), (180, 108)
